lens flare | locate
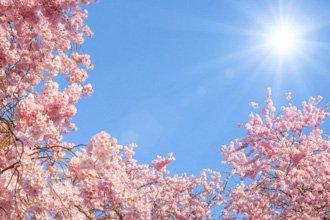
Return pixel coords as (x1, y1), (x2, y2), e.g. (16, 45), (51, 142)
(265, 23), (301, 57)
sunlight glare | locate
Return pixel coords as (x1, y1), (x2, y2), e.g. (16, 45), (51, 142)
(265, 23), (301, 57)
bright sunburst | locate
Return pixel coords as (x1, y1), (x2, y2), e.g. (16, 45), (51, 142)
(264, 22), (302, 58)
(267, 23), (300, 55)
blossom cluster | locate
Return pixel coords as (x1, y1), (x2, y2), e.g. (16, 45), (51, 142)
(1, 0), (329, 219)
(222, 89), (330, 219)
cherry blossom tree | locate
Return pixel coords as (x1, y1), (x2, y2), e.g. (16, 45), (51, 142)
(0, 1), (223, 219)
(1, 0), (330, 219)
(222, 88), (330, 219)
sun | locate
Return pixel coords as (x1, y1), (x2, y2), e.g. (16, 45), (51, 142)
(264, 23), (302, 58)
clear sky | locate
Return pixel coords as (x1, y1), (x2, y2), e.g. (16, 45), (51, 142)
(67, 0), (330, 176)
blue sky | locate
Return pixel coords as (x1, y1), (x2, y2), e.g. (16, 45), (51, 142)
(67, 0), (330, 175)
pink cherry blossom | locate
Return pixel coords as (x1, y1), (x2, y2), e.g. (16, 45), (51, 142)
(0, 1), (223, 219)
(1, 1), (329, 219)
(222, 88), (330, 219)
